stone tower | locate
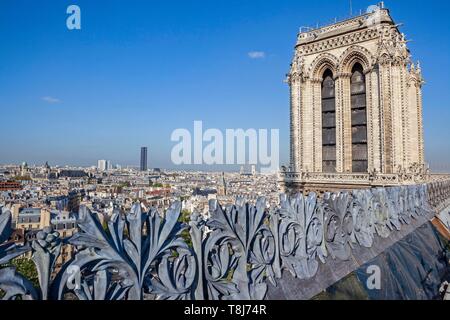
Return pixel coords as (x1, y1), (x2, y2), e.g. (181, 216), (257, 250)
(281, 4), (427, 193)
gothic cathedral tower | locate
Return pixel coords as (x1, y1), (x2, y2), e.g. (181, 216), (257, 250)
(281, 4), (427, 193)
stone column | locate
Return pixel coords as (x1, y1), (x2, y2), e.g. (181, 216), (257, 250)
(390, 62), (406, 173)
(378, 60), (394, 174)
(399, 62), (410, 168)
(302, 79), (315, 173)
(334, 75), (343, 172)
(312, 79), (323, 172)
(407, 78), (420, 165)
(416, 82), (425, 166)
(337, 73), (352, 173)
(289, 75), (302, 172)
(367, 66), (382, 172)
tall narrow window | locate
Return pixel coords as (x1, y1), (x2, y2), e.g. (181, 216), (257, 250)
(322, 69), (336, 173)
(350, 63), (368, 172)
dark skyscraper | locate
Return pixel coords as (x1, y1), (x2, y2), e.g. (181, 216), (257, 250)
(140, 147), (148, 171)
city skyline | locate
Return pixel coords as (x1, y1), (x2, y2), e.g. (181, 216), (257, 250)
(1, 0), (450, 172)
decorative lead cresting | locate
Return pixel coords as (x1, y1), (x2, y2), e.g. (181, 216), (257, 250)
(0, 181), (449, 300)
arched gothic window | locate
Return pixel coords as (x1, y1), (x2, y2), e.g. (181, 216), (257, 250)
(350, 63), (368, 172)
(322, 69), (336, 173)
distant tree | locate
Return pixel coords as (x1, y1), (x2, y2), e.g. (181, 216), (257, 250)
(12, 175), (32, 181)
(181, 229), (192, 248)
(10, 257), (39, 288)
(0, 257), (38, 299)
(102, 219), (111, 236)
(178, 210), (192, 248)
(115, 182), (130, 194)
(178, 210), (191, 224)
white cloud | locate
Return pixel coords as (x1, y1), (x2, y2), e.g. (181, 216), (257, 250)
(248, 51), (266, 59)
(42, 96), (61, 104)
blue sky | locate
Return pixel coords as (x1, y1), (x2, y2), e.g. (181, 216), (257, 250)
(0, 0), (449, 171)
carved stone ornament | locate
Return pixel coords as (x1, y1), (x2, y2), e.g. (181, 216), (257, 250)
(0, 181), (448, 300)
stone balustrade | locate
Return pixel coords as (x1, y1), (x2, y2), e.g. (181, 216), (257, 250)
(279, 171), (450, 188)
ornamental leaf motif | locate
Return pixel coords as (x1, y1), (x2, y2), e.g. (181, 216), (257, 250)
(276, 193), (325, 279)
(202, 197), (275, 300)
(54, 202), (194, 300)
(323, 192), (353, 261)
(351, 190), (374, 248)
(0, 179), (448, 301)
